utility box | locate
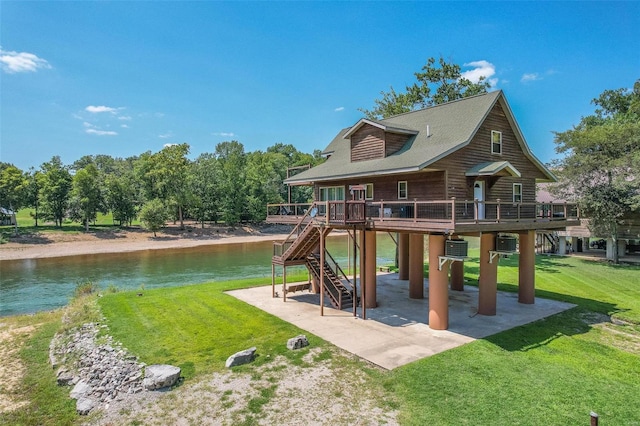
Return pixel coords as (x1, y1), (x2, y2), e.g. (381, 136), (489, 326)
(445, 239), (468, 257)
(496, 236), (517, 252)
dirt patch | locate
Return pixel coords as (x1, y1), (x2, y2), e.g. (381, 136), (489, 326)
(84, 348), (398, 426)
(0, 323), (38, 413)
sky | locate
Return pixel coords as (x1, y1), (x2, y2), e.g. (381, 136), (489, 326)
(1, 1), (639, 171)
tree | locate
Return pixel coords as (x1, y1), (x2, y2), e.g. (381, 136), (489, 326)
(139, 198), (169, 237)
(215, 141), (247, 224)
(552, 80), (640, 263)
(190, 153), (220, 226)
(105, 173), (138, 226)
(24, 168), (43, 227)
(0, 164), (26, 234)
(39, 156), (73, 227)
(360, 56), (491, 119)
(71, 164), (104, 231)
(245, 151), (288, 221)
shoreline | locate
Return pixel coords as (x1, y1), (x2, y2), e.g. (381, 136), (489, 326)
(0, 224), (293, 261)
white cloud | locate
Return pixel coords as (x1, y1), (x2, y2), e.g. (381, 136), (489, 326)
(86, 105), (118, 114)
(213, 132), (237, 137)
(462, 60), (498, 87)
(118, 115), (132, 121)
(83, 122), (95, 128)
(121, 124), (129, 128)
(0, 48), (51, 73)
(159, 132), (174, 139)
(521, 73), (541, 83)
(86, 128), (117, 136)
(163, 143), (178, 148)
(334, 106), (345, 112)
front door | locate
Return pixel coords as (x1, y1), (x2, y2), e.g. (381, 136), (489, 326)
(474, 181), (485, 220)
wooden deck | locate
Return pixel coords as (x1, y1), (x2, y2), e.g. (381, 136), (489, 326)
(266, 200), (580, 234)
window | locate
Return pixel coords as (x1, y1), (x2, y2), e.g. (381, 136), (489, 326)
(491, 130), (502, 155)
(319, 186), (345, 201)
(398, 181), (408, 199)
(365, 183), (374, 200)
(513, 183), (523, 203)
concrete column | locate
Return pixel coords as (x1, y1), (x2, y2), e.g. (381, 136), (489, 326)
(450, 260), (464, 291)
(558, 236), (566, 255)
(398, 233), (410, 280)
(572, 236), (579, 254)
(478, 233), (498, 315)
(364, 230), (377, 308)
(409, 233), (424, 299)
(606, 238), (614, 260)
(618, 239), (627, 257)
(518, 230), (536, 304)
(428, 234), (449, 330)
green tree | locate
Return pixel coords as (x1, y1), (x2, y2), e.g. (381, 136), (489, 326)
(215, 141), (247, 224)
(0, 164), (26, 234)
(40, 156), (73, 227)
(24, 168), (43, 227)
(139, 198), (169, 237)
(105, 173), (138, 226)
(552, 80), (640, 263)
(360, 56), (491, 119)
(245, 151), (288, 221)
(71, 164), (104, 231)
(190, 153), (220, 226)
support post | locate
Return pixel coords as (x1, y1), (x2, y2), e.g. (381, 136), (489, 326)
(518, 230), (536, 304)
(365, 230), (377, 308)
(428, 234), (449, 330)
(271, 263), (275, 298)
(320, 226), (325, 316)
(478, 232), (498, 315)
(353, 227), (358, 317)
(360, 228), (367, 319)
(398, 233), (409, 280)
(450, 259), (465, 291)
(558, 235), (566, 255)
(283, 266), (287, 302)
(409, 233), (424, 299)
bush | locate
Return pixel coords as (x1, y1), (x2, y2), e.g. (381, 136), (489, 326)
(74, 281), (98, 298)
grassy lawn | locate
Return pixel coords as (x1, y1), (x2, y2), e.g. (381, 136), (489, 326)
(2, 255), (639, 425)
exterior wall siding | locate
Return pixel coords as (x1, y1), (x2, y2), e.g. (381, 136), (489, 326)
(385, 133), (410, 157)
(432, 102), (546, 204)
(314, 171), (446, 202)
(351, 124), (385, 162)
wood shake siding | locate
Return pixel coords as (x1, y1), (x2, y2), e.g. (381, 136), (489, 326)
(351, 124), (385, 162)
(385, 133), (410, 156)
(434, 102), (546, 203)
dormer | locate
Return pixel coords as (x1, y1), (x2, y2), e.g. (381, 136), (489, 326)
(343, 119), (418, 162)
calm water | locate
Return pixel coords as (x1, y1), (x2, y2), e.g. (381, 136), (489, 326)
(0, 234), (396, 317)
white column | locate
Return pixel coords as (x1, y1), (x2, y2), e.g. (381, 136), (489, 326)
(558, 236), (567, 255)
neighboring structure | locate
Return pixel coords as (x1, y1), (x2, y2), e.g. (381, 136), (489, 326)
(267, 91), (579, 330)
(537, 183), (640, 259)
(0, 207), (16, 226)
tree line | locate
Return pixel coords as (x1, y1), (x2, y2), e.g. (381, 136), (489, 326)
(0, 141), (324, 232)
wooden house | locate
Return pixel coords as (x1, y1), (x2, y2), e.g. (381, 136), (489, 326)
(267, 90), (579, 330)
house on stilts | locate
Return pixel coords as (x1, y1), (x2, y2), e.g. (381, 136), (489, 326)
(266, 90), (580, 330)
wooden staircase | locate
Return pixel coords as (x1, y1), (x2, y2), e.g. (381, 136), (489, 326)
(305, 253), (354, 311)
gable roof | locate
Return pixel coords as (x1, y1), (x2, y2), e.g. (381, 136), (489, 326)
(287, 90), (555, 185)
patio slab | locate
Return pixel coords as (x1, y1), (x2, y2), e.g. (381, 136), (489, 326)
(227, 273), (575, 370)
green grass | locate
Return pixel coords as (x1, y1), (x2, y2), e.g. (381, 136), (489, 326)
(4, 254), (639, 425)
(98, 274), (319, 379)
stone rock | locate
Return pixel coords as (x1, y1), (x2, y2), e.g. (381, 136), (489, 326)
(225, 347), (257, 368)
(56, 368), (75, 386)
(287, 335), (309, 350)
(76, 397), (95, 415)
(70, 380), (92, 400)
(142, 364), (181, 390)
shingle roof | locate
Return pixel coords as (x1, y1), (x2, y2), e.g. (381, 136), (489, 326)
(287, 90), (553, 184)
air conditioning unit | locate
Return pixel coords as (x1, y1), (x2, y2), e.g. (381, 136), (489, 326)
(445, 239), (468, 257)
(496, 236), (517, 252)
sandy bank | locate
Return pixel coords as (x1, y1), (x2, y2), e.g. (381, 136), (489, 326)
(0, 224), (292, 261)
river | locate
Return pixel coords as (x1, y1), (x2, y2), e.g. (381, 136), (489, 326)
(0, 234), (396, 317)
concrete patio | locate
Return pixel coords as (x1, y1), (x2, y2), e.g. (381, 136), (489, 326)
(227, 273), (575, 370)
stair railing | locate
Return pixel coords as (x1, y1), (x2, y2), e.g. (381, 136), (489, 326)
(323, 250), (354, 294)
(273, 203), (317, 258)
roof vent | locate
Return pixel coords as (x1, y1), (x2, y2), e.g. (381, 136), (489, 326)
(426, 124), (431, 137)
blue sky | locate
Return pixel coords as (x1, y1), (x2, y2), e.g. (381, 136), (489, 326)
(1, 1), (638, 171)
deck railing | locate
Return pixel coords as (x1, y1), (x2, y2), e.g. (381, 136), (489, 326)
(267, 199), (579, 227)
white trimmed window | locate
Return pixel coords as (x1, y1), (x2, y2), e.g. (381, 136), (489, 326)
(513, 183), (523, 203)
(491, 130), (502, 155)
(398, 181), (408, 199)
(365, 183), (374, 200)
(319, 186), (345, 201)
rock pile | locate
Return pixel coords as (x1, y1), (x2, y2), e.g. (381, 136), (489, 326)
(49, 323), (146, 415)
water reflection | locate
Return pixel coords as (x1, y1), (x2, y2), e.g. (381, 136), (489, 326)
(0, 234), (396, 317)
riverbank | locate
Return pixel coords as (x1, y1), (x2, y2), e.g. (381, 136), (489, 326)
(0, 223), (293, 261)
